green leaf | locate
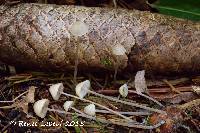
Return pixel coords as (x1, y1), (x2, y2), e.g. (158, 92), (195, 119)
(149, 0), (200, 21)
(72, 113), (81, 133)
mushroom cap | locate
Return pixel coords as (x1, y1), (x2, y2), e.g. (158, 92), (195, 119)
(119, 84), (129, 97)
(69, 21), (89, 37)
(33, 99), (49, 118)
(49, 83), (64, 100)
(112, 44), (126, 55)
(84, 104), (96, 116)
(63, 101), (74, 112)
(75, 80), (91, 99)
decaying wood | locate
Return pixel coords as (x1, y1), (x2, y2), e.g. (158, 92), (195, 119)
(0, 3), (199, 75)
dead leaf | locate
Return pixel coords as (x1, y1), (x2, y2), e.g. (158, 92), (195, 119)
(149, 106), (184, 133)
(13, 99), (29, 114)
(25, 86), (36, 103)
(134, 70), (148, 94)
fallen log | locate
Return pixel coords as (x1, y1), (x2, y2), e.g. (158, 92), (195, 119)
(0, 3), (199, 75)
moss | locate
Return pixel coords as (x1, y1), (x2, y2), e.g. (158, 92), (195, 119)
(100, 58), (113, 68)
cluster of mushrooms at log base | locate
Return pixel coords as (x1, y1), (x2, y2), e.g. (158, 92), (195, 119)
(32, 79), (166, 129)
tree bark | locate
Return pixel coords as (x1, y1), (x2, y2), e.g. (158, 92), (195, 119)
(0, 3), (199, 75)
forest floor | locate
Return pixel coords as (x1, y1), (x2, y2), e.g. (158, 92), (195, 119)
(0, 0), (200, 133)
(0, 64), (200, 133)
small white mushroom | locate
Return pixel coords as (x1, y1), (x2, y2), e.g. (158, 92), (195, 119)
(75, 80), (90, 99)
(112, 44), (126, 56)
(63, 101), (74, 112)
(63, 101), (81, 113)
(69, 21), (89, 37)
(84, 104), (96, 116)
(49, 83), (64, 100)
(119, 84), (129, 98)
(69, 21), (89, 83)
(33, 99), (49, 118)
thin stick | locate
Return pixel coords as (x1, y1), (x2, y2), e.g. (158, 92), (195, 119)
(0, 90), (28, 103)
(0, 105), (14, 109)
(163, 79), (181, 94)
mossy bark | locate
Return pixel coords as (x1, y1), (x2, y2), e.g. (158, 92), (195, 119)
(0, 4), (199, 75)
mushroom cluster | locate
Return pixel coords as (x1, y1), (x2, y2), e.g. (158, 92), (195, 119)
(31, 79), (165, 129)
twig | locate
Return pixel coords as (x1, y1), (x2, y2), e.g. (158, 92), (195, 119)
(163, 79), (181, 94)
(0, 90), (28, 103)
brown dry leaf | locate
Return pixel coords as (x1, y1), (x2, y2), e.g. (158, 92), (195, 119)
(10, 86), (36, 114)
(13, 99), (29, 114)
(25, 86), (36, 103)
(134, 70), (148, 94)
(149, 106), (184, 133)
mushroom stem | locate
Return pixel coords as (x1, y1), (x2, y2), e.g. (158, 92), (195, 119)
(0, 90), (28, 103)
(128, 90), (164, 107)
(61, 92), (133, 122)
(47, 108), (66, 114)
(73, 39), (79, 84)
(88, 90), (166, 114)
(95, 109), (151, 116)
(71, 107), (84, 115)
(113, 60), (119, 82)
